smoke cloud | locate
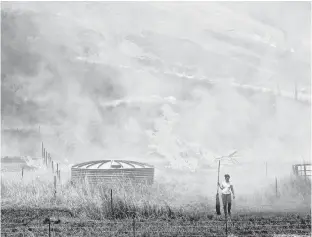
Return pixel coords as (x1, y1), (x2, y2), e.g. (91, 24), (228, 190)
(1, 2), (310, 210)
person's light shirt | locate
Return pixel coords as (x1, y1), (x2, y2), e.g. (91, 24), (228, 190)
(221, 181), (232, 195)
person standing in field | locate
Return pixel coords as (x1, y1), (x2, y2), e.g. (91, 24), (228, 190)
(218, 174), (235, 217)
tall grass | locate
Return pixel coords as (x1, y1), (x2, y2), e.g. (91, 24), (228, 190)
(1, 177), (213, 221)
(1, 174), (310, 221)
(242, 175), (312, 213)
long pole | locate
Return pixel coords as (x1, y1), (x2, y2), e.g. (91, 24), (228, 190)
(216, 160), (221, 216)
(217, 160), (221, 193)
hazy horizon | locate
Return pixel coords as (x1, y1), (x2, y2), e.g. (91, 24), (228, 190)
(1, 1), (311, 187)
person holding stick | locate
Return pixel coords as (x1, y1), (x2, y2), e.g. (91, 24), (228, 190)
(218, 174), (235, 217)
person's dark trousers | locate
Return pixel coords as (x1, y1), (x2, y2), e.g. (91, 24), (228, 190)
(221, 194), (232, 217)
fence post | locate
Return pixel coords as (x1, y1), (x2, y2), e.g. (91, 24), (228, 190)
(21, 167), (24, 178)
(54, 176), (57, 198)
(111, 189), (113, 218)
(41, 142), (44, 159)
(44, 150), (46, 166)
(225, 215), (228, 237)
(48, 218), (51, 237)
(43, 148), (46, 164)
(132, 217), (136, 237)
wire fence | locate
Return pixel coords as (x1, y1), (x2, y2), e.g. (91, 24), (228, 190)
(1, 218), (311, 237)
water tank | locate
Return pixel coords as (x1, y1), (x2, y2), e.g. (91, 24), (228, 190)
(71, 160), (154, 185)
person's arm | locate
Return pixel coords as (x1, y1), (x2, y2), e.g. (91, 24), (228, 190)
(230, 185), (235, 199)
(218, 182), (224, 190)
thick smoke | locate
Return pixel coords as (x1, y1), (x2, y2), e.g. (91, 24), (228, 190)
(1, 2), (311, 210)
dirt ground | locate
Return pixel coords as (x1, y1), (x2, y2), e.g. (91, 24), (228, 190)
(1, 208), (311, 237)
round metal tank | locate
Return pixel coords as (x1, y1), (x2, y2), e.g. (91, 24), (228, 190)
(71, 160), (154, 185)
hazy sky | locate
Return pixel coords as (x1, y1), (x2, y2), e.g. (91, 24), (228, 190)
(222, 1), (311, 43)
(2, 1), (310, 165)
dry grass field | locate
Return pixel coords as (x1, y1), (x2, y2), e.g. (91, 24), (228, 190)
(1, 170), (311, 236)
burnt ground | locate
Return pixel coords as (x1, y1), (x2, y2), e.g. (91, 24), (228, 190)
(1, 207), (311, 237)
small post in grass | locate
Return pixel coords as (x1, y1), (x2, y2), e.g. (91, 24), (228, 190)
(110, 189), (113, 218)
(225, 215), (228, 237)
(41, 142), (44, 159)
(45, 150), (48, 166)
(21, 167), (24, 178)
(48, 218), (51, 237)
(43, 148), (46, 164)
(54, 175), (57, 198)
(132, 216), (136, 237)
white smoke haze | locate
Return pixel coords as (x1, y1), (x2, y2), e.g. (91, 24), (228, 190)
(1, 2), (311, 211)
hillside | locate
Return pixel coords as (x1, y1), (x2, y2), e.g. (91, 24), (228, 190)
(1, 2), (311, 172)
